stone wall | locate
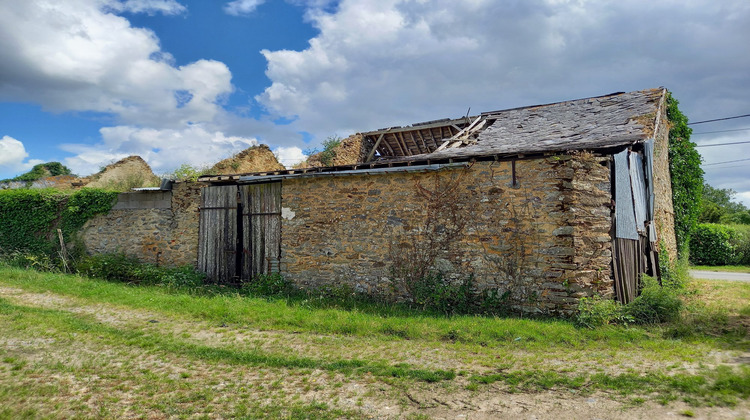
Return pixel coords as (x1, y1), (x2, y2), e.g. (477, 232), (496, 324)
(280, 155), (613, 313)
(80, 182), (204, 267)
(652, 100), (678, 261)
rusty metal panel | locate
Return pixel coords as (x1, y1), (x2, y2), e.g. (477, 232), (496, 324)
(614, 150), (638, 240)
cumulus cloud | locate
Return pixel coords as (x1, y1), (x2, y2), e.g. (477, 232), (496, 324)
(0, 136), (44, 175)
(61, 125), (258, 176)
(224, 0), (265, 16)
(104, 0), (187, 15)
(0, 0), (257, 176)
(273, 146), (306, 167)
(257, 0), (750, 141)
(0, 0), (230, 128)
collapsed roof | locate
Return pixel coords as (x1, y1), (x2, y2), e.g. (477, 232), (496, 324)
(361, 88), (665, 162)
(198, 88), (665, 183)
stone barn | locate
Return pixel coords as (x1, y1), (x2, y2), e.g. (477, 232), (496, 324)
(83, 88), (676, 313)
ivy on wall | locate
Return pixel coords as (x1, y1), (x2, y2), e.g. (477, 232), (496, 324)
(0, 188), (119, 255)
(666, 92), (704, 257)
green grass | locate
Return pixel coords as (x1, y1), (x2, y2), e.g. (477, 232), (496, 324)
(691, 265), (750, 273)
(2, 265), (742, 354)
(1, 265), (749, 416)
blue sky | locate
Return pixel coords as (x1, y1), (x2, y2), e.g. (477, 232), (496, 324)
(1, 0), (750, 205)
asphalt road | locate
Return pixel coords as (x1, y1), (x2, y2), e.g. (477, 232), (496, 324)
(689, 270), (750, 282)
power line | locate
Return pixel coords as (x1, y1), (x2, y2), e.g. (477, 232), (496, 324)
(695, 140), (750, 148)
(693, 127), (750, 135)
(688, 113), (750, 125)
(703, 164), (748, 170)
(703, 157), (750, 167)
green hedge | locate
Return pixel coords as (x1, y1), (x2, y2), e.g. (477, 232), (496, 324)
(0, 188), (118, 255)
(689, 223), (747, 266)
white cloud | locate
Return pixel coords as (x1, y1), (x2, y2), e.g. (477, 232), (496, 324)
(737, 192), (750, 209)
(273, 146), (306, 167)
(0, 0), (230, 128)
(0, 136), (44, 175)
(224, 0), (265, 16)
(104, 0), (187, 15)
(258, 0), (750, 141)
(62, 125), (258, 176)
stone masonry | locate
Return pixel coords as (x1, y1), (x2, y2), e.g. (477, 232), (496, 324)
(280, 155), (614, 313)
(80, 182), (204, 267)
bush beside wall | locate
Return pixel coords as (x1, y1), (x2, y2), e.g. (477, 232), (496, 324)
(688, 223), (750, 266)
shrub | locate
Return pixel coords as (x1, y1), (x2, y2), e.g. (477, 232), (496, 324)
(659, 246), (691, 290)
(0, 250), (60, 272)
(625, 276), (683, 324)
(241, 273), (295, 297)
(318, 136), (342, 166)
(74, 253), (205, 288)
(410, 272), (477, 315)
(689, 224), (738, 266)
(729, 224), (750, 265)
(576, 295), (633, 328)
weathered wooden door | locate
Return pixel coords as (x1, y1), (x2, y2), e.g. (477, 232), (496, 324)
(198, 185), (239, 283)
(241, 182), (282, 279)
(198, 183), (281, 283)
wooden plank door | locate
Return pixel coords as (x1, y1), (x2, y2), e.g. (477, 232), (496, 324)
(197, 185), (239, 283)
(241, 182), (282, 279)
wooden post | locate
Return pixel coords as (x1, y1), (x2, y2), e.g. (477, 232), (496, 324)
(56, 229), (69, 273)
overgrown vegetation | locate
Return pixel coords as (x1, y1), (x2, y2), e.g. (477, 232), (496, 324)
(304, 135), (343, 166)
(666, 92), (704, 257)
(164, 163), (212, 181)
(0, 188), (118, 257)
(74, 253), (206, 289)
(576, 276), (683, 327)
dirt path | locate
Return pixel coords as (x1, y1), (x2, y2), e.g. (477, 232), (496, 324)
(1, 285), (748, 419)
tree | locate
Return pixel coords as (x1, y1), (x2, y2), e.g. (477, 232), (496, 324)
(699, 183), (749, 224)
(666, 92), (704, 257)
(11, 162), (74, 182)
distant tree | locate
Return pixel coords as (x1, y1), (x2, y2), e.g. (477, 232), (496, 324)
(11, 162), (74, 182)
(699, 183), (750, 225)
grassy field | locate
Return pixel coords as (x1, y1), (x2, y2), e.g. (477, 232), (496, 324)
(0, 266), (748, 419)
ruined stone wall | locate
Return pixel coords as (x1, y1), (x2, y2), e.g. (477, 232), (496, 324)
(80, 182), (204, 267)
(280, 156), (613, 313)
(652, 101), (678, 261)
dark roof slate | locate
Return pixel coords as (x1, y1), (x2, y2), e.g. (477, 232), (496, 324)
(383, 88), (665, 162)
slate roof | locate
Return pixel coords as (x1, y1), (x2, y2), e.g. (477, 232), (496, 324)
(364, 88), (665, 162)
(198, 88), (666, 183)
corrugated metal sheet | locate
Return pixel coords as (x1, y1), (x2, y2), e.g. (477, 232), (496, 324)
(614, 150), (639, 240)
(644, 139), (658, 242)
(629, 152), (648, 234)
